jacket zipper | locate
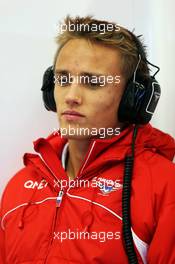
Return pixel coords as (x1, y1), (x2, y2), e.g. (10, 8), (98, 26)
(42, 141), (96, 263)
(43, 189), (64, 263)
(56, 189), (64, 208)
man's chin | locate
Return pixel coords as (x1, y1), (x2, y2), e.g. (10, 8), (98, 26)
(58, 124), (92, 139)
(60, 134), (92, 140)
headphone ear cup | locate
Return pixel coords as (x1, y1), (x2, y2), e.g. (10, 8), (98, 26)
(118, 81), (143, 124)
(118, 78), (161, 124)
(138, 78), (161, 123)
(41, 66), (57, 112)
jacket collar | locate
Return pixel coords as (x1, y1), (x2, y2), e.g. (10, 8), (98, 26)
(23, 123), (175, 191)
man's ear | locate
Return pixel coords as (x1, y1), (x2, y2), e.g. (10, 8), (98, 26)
(41, 66), (57, 112)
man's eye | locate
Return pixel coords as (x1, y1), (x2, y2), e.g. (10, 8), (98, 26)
(54, 75), (70, 86)
(81, 76), (102, 88)
(88, 81), (101, 87)
(87, 78), (105, 87)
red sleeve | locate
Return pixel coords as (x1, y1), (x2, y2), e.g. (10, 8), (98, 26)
(147, 160), (175, 263)
(147, 203), (175, 263)
(0, 204), (6, 263)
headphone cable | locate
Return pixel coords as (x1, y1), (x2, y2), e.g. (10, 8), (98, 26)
(122, 124), (139, 264)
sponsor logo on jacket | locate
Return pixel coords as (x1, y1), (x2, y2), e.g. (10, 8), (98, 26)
(24, 179), (48, 189)
(93, 177), (123, 195)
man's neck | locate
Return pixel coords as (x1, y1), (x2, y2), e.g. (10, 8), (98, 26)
(66, 138), (91, 180)
(65, 124), (125, 179)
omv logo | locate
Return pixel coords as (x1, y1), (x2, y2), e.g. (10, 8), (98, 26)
(24, 179), (48, 189)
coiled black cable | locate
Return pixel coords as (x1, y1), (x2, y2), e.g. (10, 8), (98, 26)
(122, 125), (139, 264)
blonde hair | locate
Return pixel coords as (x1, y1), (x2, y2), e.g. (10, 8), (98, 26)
(54, 16), (149, 81)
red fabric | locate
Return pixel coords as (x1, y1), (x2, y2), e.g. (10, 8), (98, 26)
(0, 124), (175, 263)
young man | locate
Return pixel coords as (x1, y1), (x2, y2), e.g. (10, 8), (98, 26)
(0, 16), (175, 264)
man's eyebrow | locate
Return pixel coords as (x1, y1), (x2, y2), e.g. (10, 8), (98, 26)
(54, 69), (105, 76)
(81, 72), (105, 77)
(54, 69), (68, 74)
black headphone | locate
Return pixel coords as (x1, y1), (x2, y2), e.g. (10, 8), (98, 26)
(41, 31), (161, 125)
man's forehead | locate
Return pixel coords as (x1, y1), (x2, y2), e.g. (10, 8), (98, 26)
(55, 39), (122, 75)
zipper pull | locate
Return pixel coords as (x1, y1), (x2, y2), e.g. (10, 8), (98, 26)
(56, 189), (64, 207)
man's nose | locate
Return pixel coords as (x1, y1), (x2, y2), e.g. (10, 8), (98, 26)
(65, 81), (82, 106)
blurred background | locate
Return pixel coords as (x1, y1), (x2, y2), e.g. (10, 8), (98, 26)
(0, 0), (175, 195)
